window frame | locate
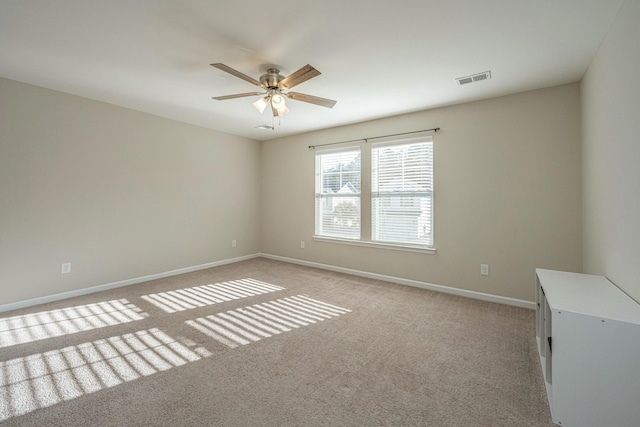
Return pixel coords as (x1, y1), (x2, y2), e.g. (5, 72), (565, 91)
(371, 136), (434, 249)
(313, 135), (435, 254)
(314, 147), (362, 240)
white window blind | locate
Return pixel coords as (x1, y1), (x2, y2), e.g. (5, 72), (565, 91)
(372, 137), (433, 247)
(315, 149), (361, 239)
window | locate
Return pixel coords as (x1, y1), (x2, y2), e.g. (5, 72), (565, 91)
(314, 135), (434, 252)
(372, 137), (433, 247)
(315, 149), (361, 239)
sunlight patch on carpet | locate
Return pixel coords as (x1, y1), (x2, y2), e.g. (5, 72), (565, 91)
(0, 328), (211, 421)
(141, 278), (285, 313)
(187, 295), (351, 348)
(0, 299), (148, 348)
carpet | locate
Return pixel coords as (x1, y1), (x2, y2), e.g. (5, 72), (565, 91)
(0, 258), (553, 426)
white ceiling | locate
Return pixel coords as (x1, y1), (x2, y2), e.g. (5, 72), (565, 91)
(0, 0), (624, 141)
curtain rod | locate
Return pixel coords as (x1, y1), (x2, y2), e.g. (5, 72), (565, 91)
(308, 127), (440, 149)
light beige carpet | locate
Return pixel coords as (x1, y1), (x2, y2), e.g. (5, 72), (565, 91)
(0, 258), (553, 426)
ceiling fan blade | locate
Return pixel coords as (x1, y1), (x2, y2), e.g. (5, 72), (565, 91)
(286, 92), (337, 108)
(212, 92), (264, 101)
(210, 63), (262, 87)
(278, 64), (321, 90)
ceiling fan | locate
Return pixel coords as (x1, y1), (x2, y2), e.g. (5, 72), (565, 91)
(210, 63), (337, 118)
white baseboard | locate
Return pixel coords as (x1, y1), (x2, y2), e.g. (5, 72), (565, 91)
(258, 253), (535, 309)
(0, 254), (260, 313)
(1, 253), (534, 313)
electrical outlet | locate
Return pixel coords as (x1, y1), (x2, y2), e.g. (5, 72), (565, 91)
(61, 262), (72, 274)
(232, 240), (237, 248)
(480, 264), (489, 276)
(300, 241), (305, 249)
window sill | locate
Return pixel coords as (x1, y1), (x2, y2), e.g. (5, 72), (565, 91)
(312, 236), (436, 254)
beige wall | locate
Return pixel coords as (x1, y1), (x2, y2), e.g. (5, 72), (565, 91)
(0, 77), (261, 306)
(582, 0), (640, 303)
(0, 77), (585, 307)
(261, 84), (583, 302)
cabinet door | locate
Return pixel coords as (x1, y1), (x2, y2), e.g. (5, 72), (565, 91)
(552, 311), (640, 427)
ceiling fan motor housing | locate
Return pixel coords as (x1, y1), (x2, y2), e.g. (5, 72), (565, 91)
(260, 69), (284, 89)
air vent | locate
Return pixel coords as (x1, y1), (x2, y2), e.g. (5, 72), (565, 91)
(456, 71), (492, 86)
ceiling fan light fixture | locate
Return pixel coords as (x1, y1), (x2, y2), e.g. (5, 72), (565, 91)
(271, 93), (286, 109)
(252, 96), (270, 114)
(276, 105), (289, 116)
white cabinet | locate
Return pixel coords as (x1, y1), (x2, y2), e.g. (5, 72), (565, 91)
(535, 269), (640, 427)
